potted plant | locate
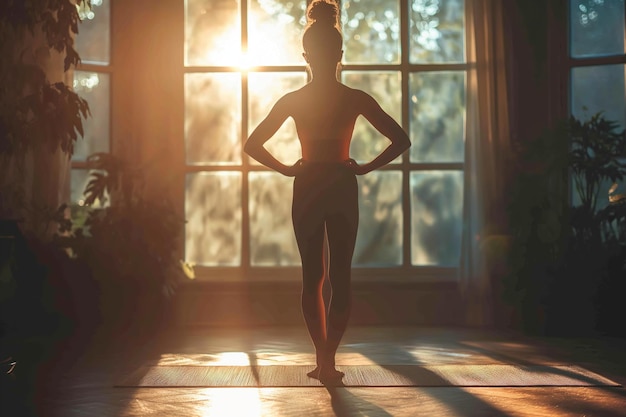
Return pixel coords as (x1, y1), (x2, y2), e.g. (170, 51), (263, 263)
(506, 111), (626, 335)
(0, 1), (92, 404)
(58, 152), (194, 338)
(555, 113), (626, 335)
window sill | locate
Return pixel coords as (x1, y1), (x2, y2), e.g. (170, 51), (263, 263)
(183, 266), (459, 286)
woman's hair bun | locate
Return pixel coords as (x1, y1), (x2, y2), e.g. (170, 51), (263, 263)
(307, 0), (339, 27)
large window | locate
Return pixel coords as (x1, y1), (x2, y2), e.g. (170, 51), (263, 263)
(568, 0), (625, 207)
(183, 0), (467, 281)
(72, 0), (111, 208)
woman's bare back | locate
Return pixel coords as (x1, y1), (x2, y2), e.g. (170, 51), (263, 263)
(286, 82), (361, 162)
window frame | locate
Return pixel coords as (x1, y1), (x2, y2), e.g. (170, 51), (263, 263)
(180, 0), (469, 283)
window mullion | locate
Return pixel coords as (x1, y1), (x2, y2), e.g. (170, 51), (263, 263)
(400, 0), (411, 267)
(242, 72), (251, 272)
(241, 0), (251, 271)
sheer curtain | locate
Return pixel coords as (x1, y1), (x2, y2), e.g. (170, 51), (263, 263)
(459, 0), (513, 326)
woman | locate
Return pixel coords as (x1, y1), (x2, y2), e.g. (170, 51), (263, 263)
(244, 0), (410, 383)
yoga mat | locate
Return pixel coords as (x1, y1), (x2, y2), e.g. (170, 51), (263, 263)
(115, 364), (621, 388)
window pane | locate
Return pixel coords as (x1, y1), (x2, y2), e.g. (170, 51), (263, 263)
(570, 65), (625, 209)
(248, 72), (306, 165)
(410, 71), (465, 163)
(411, 171), (463, 266)
(354, 171), (403, 266)
(185, 0), (241, 66)
(342, 0), (401, 64)
(571, 64), (626, 128)
(70, 169), (109, 208)
(76, 0), (110, 65)
(410, 0), (465, 64)
(185, 73), (242, 165)
(343, 71), (402, 163)
(186, 172), (242, 266)
(249, 172), (299, 266)
(72, 72), (110, 161)
(248, 0), (307, 66)
(570, 0), (625, 58)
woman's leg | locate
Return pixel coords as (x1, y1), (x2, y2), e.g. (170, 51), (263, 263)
(321, 174), (359, 380)
(292, 176), (327, 374)
(296, 223), (327, 371)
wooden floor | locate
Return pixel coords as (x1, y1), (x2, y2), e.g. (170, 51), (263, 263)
(12, 326), (626, 416)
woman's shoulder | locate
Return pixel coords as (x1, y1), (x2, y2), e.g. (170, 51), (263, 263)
(276, 85), (311, 104)
(274, 84), (318, 111)
(339, 85), (377, 110)
(344, 85), (374, 99)
(272, 89), (303, 111)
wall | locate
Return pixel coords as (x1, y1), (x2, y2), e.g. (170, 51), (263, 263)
(173, 281), (463, 327)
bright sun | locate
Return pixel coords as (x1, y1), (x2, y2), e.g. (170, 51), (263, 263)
(203, 11), (299, 70)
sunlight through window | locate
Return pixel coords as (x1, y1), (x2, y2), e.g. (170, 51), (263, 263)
(214, 352), (251, 366)
(186, 0), (305, 67)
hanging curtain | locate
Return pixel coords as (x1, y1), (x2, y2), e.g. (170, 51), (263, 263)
(459, 0), (513, 326)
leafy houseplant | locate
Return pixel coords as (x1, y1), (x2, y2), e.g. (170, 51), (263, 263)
(58, 153), (194, 334)
(0, 0), (90, 220)
(505, 112), (626, 335)
(568, 114), (625, 245)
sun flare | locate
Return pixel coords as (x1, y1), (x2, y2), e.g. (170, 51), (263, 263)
(202, 9), (301, 70)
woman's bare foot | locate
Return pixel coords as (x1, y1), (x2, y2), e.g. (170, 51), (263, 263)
(318, 366), (344, 382)
(307, 367), (321, 379)
(306, 365), (344, 381)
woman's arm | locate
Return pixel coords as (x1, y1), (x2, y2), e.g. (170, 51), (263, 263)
(244, 94), (301, 177)
(351, 90), (411, 175)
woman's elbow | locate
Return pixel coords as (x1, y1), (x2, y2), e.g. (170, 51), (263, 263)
(403, 137), (412, 150)
(398, 135), (411, 152)
(243, 140), (255, 156)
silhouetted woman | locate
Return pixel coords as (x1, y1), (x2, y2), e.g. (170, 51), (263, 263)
(244, 0), (410, 383)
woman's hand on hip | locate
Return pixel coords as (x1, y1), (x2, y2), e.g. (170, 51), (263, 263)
(284, 159), (305, 177)
(345, 158), (369, 175)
